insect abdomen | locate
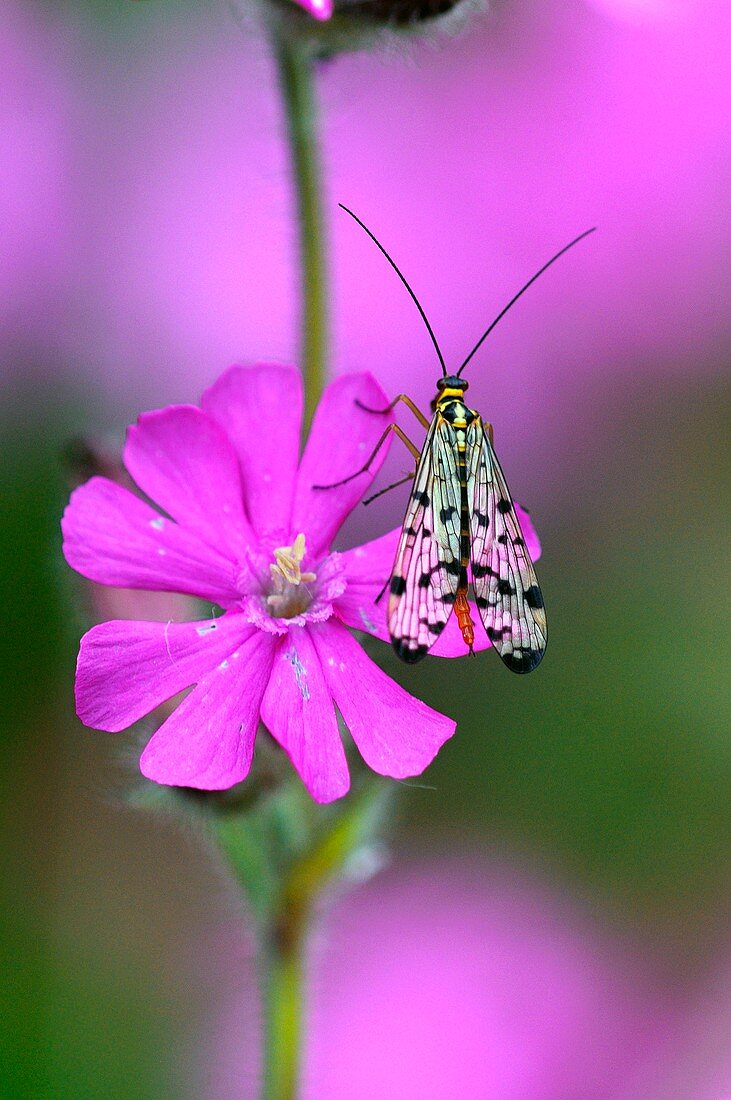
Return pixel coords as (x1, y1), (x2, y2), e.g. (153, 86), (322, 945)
(455, 589), (475, 650)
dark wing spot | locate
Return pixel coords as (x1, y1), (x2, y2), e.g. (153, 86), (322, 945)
(497, 499), (511, 514)
(473, 512), (489, 529)
(404, 525), (418, 537)
(512, 537), (525, 548)
(414, 490), (430, 506)
(473, 563), (498, 579)
(418, 572), (432, 588)
(503, 647), (542, 674)
(393, 640), (428, 664)
(390, 575), (406, 596)
(524, 585), (544, 610)
(475, 596), (489, 610)
(497, 579), (514, 596)
(439, 506), (457, 523)
(445, 559), (462, 576)
(440, 592), (456, 604)
(497, 534), (508, 545)
(421, 617), (447, 635)
(422, 528), (432, 538)
(486, 625), (508, 640)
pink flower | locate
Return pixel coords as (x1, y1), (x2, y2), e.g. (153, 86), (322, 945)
(62, 364), (463, 802)
(291, 0), (334, 19)
(206, 861), (679, 1096)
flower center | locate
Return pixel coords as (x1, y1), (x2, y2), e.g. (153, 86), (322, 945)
(266, 533), (317, 619)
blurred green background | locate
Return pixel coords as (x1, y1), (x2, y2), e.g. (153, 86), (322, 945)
(2, 0), (729, 1095)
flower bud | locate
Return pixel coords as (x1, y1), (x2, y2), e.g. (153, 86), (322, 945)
(236, 0), (483, 55)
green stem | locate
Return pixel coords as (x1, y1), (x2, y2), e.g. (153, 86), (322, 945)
(261, 924), (305, 1100)
(208, 778), (391, 1099)
(274, 35), (328, 437)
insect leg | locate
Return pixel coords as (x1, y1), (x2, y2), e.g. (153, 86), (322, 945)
(363, 472), (415, 506)
(312, 423), (421, 490)
(356, 393), (431, 430)
(374, 577), (389, 605)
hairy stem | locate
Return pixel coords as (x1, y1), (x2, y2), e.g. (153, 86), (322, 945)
(274, 36), (328, 437)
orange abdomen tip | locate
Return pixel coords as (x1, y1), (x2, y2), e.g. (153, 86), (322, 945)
(455, 589), (475, 651)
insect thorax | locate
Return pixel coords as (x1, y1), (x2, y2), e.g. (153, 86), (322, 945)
(436, 394), (479, 427)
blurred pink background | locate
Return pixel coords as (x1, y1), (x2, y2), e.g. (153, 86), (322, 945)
(205, 860), (731, 1098)
(3, 1), (729, 1095)
(4, 0), (729, 424)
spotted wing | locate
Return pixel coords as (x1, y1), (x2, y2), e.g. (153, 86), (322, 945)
(468, 423), (547, 673)
(388, 416), (462, 663)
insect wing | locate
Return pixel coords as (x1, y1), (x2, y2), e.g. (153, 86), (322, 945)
(469, 424), (547, 672)
(388, 417), (462, 662)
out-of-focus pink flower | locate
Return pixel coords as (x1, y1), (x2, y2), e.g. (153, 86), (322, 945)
(585, 0), (699, 23)
(62, 364), (461, 801)
(205, 861), (680, 1097)
(54, 0), (726, 444)
(291, 0), (334, 20)
(0, 1), (70, 314)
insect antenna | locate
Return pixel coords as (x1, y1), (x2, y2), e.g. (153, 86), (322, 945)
(457, 226), (596, 378)
(339, 203), (447, 377)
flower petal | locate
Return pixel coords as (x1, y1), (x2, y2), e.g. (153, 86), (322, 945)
(124, 405), (254, 561)
(516, 503), (541, 561)
(292, 373), (395, 558)
(312, 620), (456, 779)
(340, 527), (400, 582)
(140, 629), (275, 790)
(260, 627), (349, 803)
(430, 608), (489, 658)
(75, 612), (255, 731)
(201, 364), (303, 540)
(62, 477), (241, 606)
(335, 527), (398, 643)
